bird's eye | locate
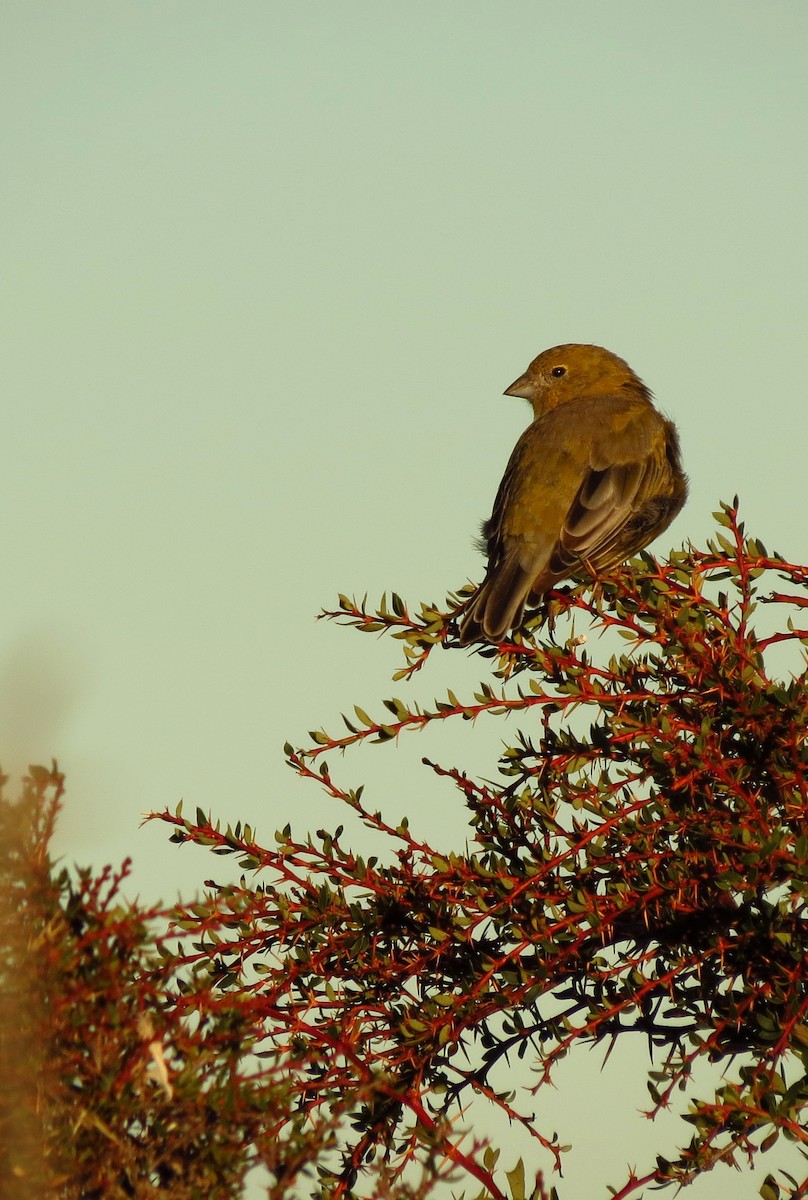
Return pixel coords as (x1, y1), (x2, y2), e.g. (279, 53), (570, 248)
(551, 366), (567, 378)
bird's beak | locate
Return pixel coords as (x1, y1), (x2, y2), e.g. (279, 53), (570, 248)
(504, 373), (533, 400)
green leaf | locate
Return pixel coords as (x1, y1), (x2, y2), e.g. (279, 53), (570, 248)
(506, 1157), (526, 1200)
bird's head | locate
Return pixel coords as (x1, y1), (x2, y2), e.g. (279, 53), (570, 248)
(504, 343), (650, 417)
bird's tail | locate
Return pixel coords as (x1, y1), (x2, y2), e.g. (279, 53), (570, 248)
(458, 557), (534, 645)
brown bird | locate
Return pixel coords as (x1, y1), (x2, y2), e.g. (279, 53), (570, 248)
(459, 343), (687, 645)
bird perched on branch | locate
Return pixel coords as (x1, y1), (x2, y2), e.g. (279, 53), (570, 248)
(459, 343), (687, 645)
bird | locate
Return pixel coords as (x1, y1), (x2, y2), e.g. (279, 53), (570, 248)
(459, 343), (687, 645)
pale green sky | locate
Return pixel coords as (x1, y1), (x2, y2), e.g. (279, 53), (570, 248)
(2, 4), (808, 1197)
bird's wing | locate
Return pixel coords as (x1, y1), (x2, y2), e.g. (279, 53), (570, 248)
(542, 398), (672, 582)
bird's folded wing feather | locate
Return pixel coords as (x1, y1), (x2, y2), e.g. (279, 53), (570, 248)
(547, 401), (669, 577)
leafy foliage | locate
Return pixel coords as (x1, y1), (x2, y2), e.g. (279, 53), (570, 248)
(0, 768), (318, 1199)
(3, 503), (808, 1199)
